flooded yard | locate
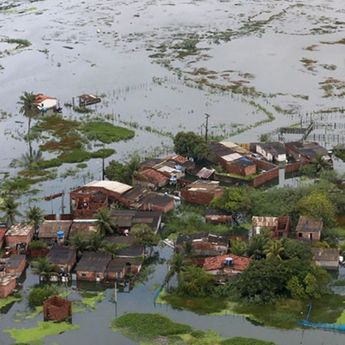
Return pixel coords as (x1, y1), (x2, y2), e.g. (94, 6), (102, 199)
(1, 0), (345, 343)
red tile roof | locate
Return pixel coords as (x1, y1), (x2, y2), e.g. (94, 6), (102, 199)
(34, 94), (56, 104)
(202, 254), (250, 272)
(167, 154), (188, 165)
(137, 168), (169, 185)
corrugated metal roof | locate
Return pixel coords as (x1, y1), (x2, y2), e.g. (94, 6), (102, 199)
(85, 180), (132, 194)
(221, 153), (242, 162)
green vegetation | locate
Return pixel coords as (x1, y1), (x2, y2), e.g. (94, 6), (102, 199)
(4, 38), (31, 48)
(80, 291), (105, 309)
(173, 131), (209, 161)
(0, 295), (21, 309)
(105, 154), (140, 184)
(4, 321), (79, 344)
(28, 240), (47, 250)
(112, 313), (276, 345)
(28, 285), (57, 308)
(81, 121), (135, 143)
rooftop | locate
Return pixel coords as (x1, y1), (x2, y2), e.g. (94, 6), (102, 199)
(110, 210), (162, 231)
(221, 152), (242, 162)
(6, 223), (34, 237)
(106, 236), (144, 257)
(84, 180), (132, 195)
(76, 252), (112, 272)
(296, 216), (323, 233)
(196, 167), (215, 179)
(202, 254), (251, 272)
(312, 248), (339, 262)
(141, 192), (174, 207)
(258, 142), (286, 155)
(252, 216), (279, 228)
(47, 246), (76, 265)
(39, 220), (72, 239)
(6, 255), (26, 269)
(231, 157), (255, 168)
(69, 220), (98, 238)
(186, 180), (222, 193)
(136, 168), (169, 184)
(0, 273), (17, 285)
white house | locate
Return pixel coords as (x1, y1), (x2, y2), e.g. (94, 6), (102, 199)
(256, 142), (286, 162)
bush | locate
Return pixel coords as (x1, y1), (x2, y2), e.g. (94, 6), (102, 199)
(28, 240), (47, 250)
(28, 286), (58, 308)
(221, 337), (276, 345)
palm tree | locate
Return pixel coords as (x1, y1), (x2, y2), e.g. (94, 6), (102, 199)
(0, 196), (21, 227)
(87, 232), (104, 251)
(132, 223), (159, 257)
(18, 91), (37, 159)
(26, 206), (44, 233)
(264, 240), (284, 260)
(101, 242), (128, 258)
(70, 233), (88, 257)
(95, 208), (114, 236)
(167, 253), (184, 284)
(31, 257), (54, 282)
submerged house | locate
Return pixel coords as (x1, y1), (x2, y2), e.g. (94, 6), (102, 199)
(34, 94), (58, 112)
(251, 216), (290, 239)
(0, 274), (17, 298)
(5, 255), (26, 277)
(47, 246), (77, 273)
(75, 252), (112, 282)
(43, 296), (72, 322)
(296, 216), (323, 241)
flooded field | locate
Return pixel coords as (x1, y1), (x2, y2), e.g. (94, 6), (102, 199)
(1, 0), (345, 213)
(1, 0), (345, 343)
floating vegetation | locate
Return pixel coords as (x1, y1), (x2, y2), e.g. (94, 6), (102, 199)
(319, 78), (345, 98)
(0, 295), (21, 311)
(79, 291), (105, 309)
(3, 38), (31, 48)
(4, 321), (79, 344)
(300, 58), (317, 71)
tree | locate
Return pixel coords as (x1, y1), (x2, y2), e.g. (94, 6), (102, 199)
(18, 91), (37, 159)
(31, 257), (54, 282)
(173, 131), (209, 161)
(167, 253), (185, 284)
(132, 224), (159, 249)
(264, 240), (284, 260)
(95, 208), (115, 236)
(101, 242), (128, 258)
(105, 154), (140, 184)
(230, 240), (247, 256)
(0, 196), (21, 227)
(287, 276), (306, 300)
(297, 191), (336, 227)
(247, 230), (271, 260)
(177, 265), (214, 297)
(28, 286), (57, 308)
(87, 232), (104, 251)
(211, 187), (252, 213)
(70, 233), (88, 256)
(281, 239), (312, 261)
(26, 205), (44, 232)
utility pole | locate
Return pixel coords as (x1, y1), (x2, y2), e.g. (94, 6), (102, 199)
(204, 113), (210, 142)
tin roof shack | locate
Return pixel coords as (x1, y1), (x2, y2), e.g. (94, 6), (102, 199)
(78, 94), (101, 107)
(251, 216), (290, 239)
(312, 248), (339, 270)
(6, 223), (34, 252)
(181, 180), (224, 205)
(110, 210), (162, 234)
(106, 236), (144, 258)
(286, 142), (330, 163)
(176, 233), (229, 256)
(0, 274), (17, 298)
(68, 220), (98, 240)
(296, 216), (323, 241)
(43, 296), (72, 322)
(205, 209), (233, 225)
(5, 255), (26, 277)
(133, 168), (170, 190)
(202, 255), (251, 278)
(47, 246), (77, 273)
(76, 252), (112, 282)
(255, 142), (286, 162)
(196, 167), (215, 180)
(38, 220), (72, 245)
(70, 180), (132, 218)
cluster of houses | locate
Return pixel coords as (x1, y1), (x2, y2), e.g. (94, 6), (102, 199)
(0, 208), (163, 299)
(171, 210), (339, 283)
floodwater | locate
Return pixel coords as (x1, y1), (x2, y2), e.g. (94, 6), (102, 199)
(1, 247), (345, 345)
(1, 0), (345, 343)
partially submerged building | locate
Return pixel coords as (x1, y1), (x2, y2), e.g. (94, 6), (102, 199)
(181, 180), (224, 205)
(43, 296), (72, 322)
(47, 246), (77, 273)
(5, 255), (26, 277)
(38, 220), (72, 245)
(75, 252), (112, 281)
(0, 274), (17, 298)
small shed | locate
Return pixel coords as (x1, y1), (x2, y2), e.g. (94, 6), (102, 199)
(5, 255), (26, 276)
(38, 220), (72, 245)
(43, 295), (72, 321)
(296, 216), (323, 241)
(5, 223), (35, 251)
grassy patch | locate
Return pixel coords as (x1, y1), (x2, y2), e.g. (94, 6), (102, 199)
(79, 291), (105, 309)
(4, 38), (31, 48)
(81, 121), (134, 143)
(221, 338), (275, 345)
(4, 321), (79, 344)
(0, 295), (21, 310)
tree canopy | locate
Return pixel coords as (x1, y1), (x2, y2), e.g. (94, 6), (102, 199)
(173, 131), (209, 161)
(105, 154), (140, 184)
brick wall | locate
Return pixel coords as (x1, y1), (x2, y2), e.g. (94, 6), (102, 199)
(76, 271), (105, 281)
(43, 296), (72, 321)
(0, 279), (16, 298)
(181, 190), (222, 205)
(6, 231), (34, 249)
